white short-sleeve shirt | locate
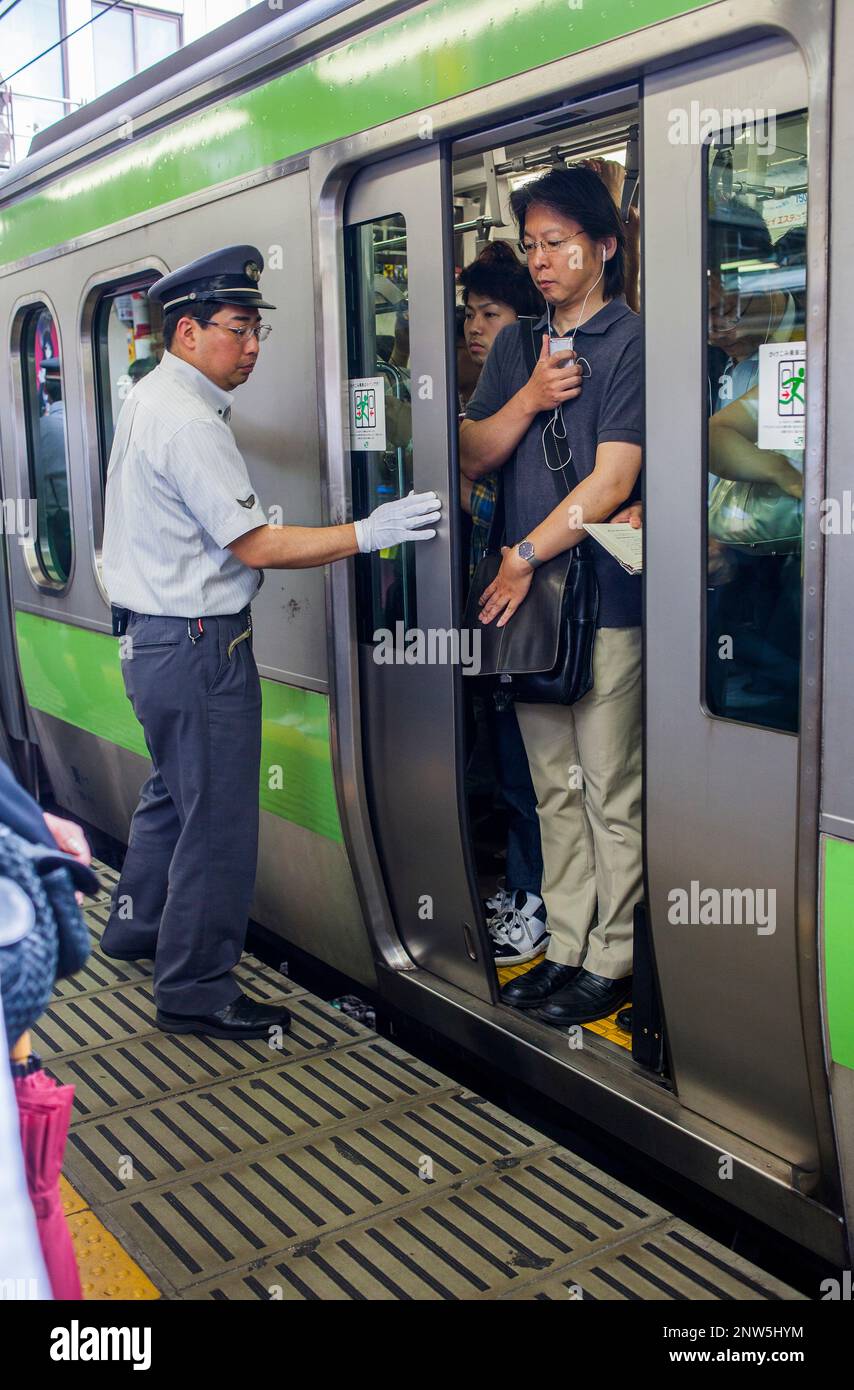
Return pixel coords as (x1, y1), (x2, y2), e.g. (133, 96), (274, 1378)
(103, 351), (268, 616)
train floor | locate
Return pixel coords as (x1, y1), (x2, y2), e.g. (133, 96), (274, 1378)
(38, 861), (804, 1302)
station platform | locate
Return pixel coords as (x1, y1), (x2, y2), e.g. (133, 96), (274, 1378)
(36, 863), (803, 1302)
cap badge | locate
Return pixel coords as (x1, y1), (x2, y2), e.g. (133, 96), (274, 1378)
(244, 261), (261, 282)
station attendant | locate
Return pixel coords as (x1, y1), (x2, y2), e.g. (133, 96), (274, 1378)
(101, 245), (441, 1041)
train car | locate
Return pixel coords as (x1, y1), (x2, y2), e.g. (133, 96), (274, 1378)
(1, 0), (852, 1266)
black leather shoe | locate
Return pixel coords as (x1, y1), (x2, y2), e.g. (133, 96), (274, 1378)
(500, 959), (580, 1009)
(156, 993), (292, 1039)
(536, 969), (632, 1026)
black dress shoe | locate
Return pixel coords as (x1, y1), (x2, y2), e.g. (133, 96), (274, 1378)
(536, 968), (632, 1026)
(500, 959), (580, 1009)
(156, 993), (292, 1039)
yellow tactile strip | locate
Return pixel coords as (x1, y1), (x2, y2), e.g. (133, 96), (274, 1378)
(496, 955), (632, 1050)
(37, 861), (801, 1302)
(59, 1176), (160, 1300)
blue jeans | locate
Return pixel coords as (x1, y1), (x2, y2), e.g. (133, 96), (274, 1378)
(484, 697), (543, 897)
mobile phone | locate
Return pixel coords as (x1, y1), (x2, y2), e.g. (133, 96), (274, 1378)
(549, 337), (576, 362)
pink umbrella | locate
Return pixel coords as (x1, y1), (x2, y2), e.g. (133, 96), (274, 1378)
(13, 1047), (82, 1301)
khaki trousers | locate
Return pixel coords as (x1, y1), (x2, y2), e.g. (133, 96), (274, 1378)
(514, 626), (642, 980)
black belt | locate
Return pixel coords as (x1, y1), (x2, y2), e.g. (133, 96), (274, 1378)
(111, 605), (251, 637)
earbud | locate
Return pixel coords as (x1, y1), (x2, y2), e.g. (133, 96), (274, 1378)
(602, 246), (607, 262)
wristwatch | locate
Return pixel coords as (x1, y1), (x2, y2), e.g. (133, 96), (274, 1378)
(517, 539), (541, 569)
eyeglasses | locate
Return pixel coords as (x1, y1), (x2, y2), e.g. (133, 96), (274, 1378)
(194, 320), (273, 342)
(518, 234), (584, 258)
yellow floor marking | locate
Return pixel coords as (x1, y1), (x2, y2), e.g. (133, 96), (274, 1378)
(59, 1175), (160, 1300)
(60, 1175), (87, 1217)
(66, 1209), (161, 1301)
(496, 954), (632, 1051)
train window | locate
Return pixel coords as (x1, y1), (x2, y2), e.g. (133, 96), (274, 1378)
(19, 304), (72, 585)
(704, 109), (808, 733)
(344, 212), (417, 642)
(93, 281), (163, 491)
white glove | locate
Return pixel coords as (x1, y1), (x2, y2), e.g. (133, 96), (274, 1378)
(354, 490), (441, 554)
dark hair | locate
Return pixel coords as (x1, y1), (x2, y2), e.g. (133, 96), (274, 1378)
(458, 240), (544, 317)
(43, 378), (62, 404)
(509, 165), (626, 299)
(162, 299), (220, 350)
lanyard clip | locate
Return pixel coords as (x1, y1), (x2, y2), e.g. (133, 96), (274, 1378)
(187, 618), (204, 645)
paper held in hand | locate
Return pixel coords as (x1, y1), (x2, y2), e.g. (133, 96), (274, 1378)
(582, 523), (643, 575)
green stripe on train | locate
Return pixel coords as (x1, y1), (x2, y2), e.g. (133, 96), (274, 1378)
(823, 836), (854, 1071)
(0, 0), (714, 267)
(14, 610), (343, 844)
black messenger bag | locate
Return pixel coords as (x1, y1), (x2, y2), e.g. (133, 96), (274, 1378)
(463, 319), (599, 705)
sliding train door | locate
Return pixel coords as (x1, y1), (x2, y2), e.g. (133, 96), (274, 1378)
(332, 146), (492, 1000)
(644, 37), (835, 1186)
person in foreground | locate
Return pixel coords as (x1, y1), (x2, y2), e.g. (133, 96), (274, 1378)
(101, 245), (441, 1041)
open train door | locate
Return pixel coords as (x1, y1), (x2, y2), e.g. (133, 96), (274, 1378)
(316, 142), (494, 1002)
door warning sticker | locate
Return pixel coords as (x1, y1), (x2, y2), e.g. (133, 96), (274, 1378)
(758, 341), (805, 451)
(349, 376), (386, 451)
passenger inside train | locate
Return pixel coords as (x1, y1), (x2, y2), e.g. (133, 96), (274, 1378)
(457, 241), (548, 969)
(460, 162), (643, 1028)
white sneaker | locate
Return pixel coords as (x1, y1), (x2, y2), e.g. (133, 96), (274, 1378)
(483, 877), (507, 917)
(488, 890), (550, 965)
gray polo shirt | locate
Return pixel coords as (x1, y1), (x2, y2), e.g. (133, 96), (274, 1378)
(464, 296), (643, 628)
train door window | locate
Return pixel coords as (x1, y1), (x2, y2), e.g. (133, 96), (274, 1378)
(704, 109), (808, 734)
(343, 212), (417, 641)
(92, 280), (163, 494)
(18, 304), (72, 585)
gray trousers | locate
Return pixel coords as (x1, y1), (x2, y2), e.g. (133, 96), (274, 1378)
(102, 609), (261, 1015)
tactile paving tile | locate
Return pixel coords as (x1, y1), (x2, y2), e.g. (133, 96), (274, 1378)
(98, 1093), (547, 1289)
(33, 972), (330, 1062)
(52, 860), (803, 1303)
(63, 1041), (454, 1199)
(60, 1174), (88, 1217)
(190, 1147), (671, 1300)
(46, 994), (376, 1122)
(66, 1209), (161, 1301)
(500, 1220), (806, 1301)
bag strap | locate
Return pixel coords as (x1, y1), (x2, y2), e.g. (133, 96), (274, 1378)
(483, 316), (585, 554)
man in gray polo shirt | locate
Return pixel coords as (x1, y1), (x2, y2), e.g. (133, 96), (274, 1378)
(461, 166), (642, 1026)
